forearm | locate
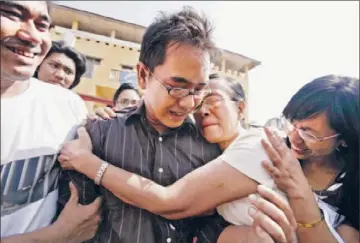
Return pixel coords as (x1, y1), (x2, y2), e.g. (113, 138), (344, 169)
(77, 154), (179, 215)
(289, 187), (339, 243)
(1, 223), (67, 243)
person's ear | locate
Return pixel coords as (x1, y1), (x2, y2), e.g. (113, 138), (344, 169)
(237, 100), (246, 120)
(137, 62), (149, 89)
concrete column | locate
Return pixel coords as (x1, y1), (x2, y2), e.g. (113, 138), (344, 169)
(110, 30), (116, 38)
(71, 20), (79, 30)
(221, 59), (226, 72)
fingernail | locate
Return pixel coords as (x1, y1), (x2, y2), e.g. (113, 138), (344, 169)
(248, 194), (258, 202)
(248, 207), (257, 217)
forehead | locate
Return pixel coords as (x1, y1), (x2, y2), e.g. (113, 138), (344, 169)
(295, 112), (334, 133)
(8, 1), (49, 17)
(117, 89), (140, 99)
(158, 43), (211, 83)
(209, 79), (232, 96)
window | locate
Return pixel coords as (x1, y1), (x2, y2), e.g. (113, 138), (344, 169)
(120, 70), (138, 88)
(109, 69), (121, 82)
(121, 65), (133, 71)
(83, 56), (101, 78)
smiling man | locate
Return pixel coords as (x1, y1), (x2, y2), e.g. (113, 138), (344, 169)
(1, 1), (101, 242)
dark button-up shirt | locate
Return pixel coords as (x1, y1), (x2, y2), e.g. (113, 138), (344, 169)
(59, 103), (229, 243)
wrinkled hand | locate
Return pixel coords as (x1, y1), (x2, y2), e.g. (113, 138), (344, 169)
(87, 106), (116, 120)
(261, 127), (310, 199)
(58, 127), (93, 171)
(248, 185), (297, 243)
(54, 182), (102, 243)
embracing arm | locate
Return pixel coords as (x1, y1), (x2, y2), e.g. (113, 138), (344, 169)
(76, 153), (258, 220)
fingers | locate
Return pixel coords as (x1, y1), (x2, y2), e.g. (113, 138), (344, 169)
(95, 107), (111, 120)
(249, 192), (295, 243)
(257, 185), (297, 229)
(261, 139), (283, 169)
(77, 127), (92, 150)
(249, 206), (287, 243)
(104, 107), (116, 118)
(87, 112), (100, 121)
(264, 127), (288, 158)
(85, 196), (103, 215)
(262, 160), (281, 179)
(68, 181), (79, 204)
(249, 193), (290, 227)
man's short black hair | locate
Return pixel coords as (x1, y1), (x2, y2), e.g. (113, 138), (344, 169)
(35, 41), (86, 89)
(139, 6), (216, 72)
(113, 83), (140, 105)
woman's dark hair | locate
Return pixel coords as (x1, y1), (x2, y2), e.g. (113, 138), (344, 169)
(113, 83), (141, 105)
(209, 73), (246, 102)
(34, 41), (86, 89)
(283, 75), (359, 229)
(139, 6), (216, 72)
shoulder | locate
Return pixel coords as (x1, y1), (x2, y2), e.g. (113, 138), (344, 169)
(31, 78), (87, 119)
(225, 127), (264, 152)
(31, 78), (83, 102)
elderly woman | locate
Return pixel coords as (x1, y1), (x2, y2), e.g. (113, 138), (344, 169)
(261, 75), (359, 243)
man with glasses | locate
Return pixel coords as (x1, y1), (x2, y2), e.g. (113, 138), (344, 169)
(58, 6), (294, 243)
(59, 7), (226, 243)
(112, 83), (141, 112)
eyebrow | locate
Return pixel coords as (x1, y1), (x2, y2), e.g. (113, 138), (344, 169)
(0, 1), (52, 24)
(299, 125), (320, 135)
(170, 76), (207, 87)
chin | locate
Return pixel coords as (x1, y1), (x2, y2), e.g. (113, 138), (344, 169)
(202, 128), (222, 144)
(11, 66), (37, 80)
(163, 119), (184, 129)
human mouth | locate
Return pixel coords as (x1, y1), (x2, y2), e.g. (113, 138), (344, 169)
(291, 145), (308, 154)
(169, 111), (188, 121)
(6, 46), (39, 59)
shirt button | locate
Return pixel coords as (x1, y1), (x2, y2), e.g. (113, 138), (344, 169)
(158, 137), (163, 142)
(158, 168), (163, 173)
(166, 238), (172, 243)
(169, 224), (176, 230)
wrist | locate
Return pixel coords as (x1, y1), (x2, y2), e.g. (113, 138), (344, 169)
(79, 153), (103, 180)
(49, 221), (68, 243)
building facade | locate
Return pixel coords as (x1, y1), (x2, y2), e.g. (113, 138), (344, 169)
(50, 4), (261, 123)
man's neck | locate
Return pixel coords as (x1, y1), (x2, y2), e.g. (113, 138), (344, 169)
(1, 78), (31, 98)
(143, 100), (172, 134)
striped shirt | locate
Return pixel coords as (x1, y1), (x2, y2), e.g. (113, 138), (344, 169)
(59, 103), (229, 243)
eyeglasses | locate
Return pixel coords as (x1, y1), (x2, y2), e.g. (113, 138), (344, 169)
(117, 99), (139, 106)
(281, 116), (340, 143)
(193, 94), (239, 112)
(150, 72), (211, 99)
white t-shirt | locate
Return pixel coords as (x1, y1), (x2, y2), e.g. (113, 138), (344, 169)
(1, 78), (88, 237)
(216, 127), (287, 226)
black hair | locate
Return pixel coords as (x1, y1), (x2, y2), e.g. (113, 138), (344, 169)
(283, 75), (359, 229)
(139, 6), (216, 72)
(209, 73), (246, 102)
(34, 41), (86, 89)
(113, 83), (141, 105)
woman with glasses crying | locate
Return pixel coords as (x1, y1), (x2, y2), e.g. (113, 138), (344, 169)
(261, 75), (359, 243)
